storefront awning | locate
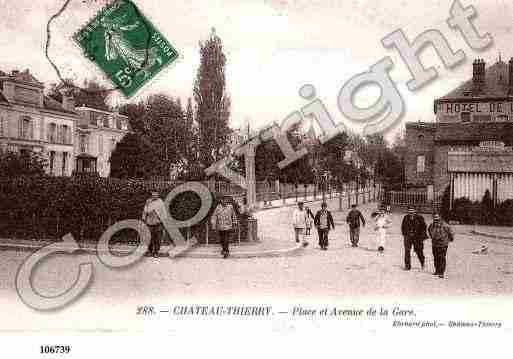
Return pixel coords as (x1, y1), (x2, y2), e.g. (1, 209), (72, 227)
(448, 151), (513, 173)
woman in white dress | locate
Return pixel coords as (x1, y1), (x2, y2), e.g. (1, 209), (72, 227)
(373, 209), (391, 252)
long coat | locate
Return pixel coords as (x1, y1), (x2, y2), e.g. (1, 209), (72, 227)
(401, 214), (427, 240)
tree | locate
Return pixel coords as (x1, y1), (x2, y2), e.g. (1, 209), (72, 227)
(185, 97), (196, 159)
(193, 28), (231, 169)
(0, 151), (47, 177)
(119, 101), (146, 134)
(235, 124), (315, 184)
(109, 133), (161, 179)
(118, 94), (192, 179)
(374, 149), (404, 189)
(143, 94), (187, 177)
(315, 132), (351, 181)
(481, 189), (495, 225)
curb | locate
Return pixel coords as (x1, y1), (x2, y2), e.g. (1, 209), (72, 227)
(0, 240), (196, 257)
(175, 243), (305, 259)
(470, 230), (513, 241)
(0, 239), (304, 259)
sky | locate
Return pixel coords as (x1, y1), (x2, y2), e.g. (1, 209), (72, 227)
(0, 0), (512, 141)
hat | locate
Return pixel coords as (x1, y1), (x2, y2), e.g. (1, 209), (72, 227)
(407, 206), (415, 212)
(151, 191), (160, 197)
(433, 213), (440, 220)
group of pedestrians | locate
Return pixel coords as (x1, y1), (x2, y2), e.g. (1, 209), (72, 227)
(140, 191), (455, 278)
(400, 207), (454, 278)
(290, 201), (455, 278)
(141, 192), (241, 259)
(292, 201), (335, 250)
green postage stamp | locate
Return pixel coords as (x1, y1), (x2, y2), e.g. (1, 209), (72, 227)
(73, 0), (179, 97)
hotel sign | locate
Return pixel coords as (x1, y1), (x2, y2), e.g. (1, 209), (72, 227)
(436, 101), (513, 114)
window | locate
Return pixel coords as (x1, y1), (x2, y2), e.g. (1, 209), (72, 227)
(416, 155), (425, 173)
(461, 112), (471, 123)
(62, 125), (71, 144)
(79, 134), (88, 153)
(49, 151), (55, 174)
(0, 116), (3, 137)
(496, 115), (508, 122)
(116, 117), (122, 129)
(48, 123), (57, 143)
(98, 135), (103, 154)
(20, 117), (32, 139)
(62, 152), (68, 176)
(110, 138), (116, 152)
(58, 125), (64, 143)
(103, 116), (110, 128)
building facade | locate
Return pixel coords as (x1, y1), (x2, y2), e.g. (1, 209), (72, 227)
(75, 106), (129, 177)
(405, 57), (513, 206)
(0, 69), (130, 177)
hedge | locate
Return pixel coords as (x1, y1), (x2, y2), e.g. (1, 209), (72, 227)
(447, 196), (513, 226)
(0, 176), (222, 242)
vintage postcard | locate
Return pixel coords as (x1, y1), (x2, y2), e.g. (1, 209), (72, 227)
(0, 0), (512, 356)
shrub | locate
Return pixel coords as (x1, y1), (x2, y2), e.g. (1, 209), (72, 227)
(0, 151), (47, 177)
(0, 176), (215, 241)
(480, 189), (496, 225)
(439, 185), (451, 221)
(451, 197), (481, 224)
(496, 199), (513, 226)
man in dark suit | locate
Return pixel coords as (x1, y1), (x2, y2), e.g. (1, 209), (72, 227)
(314, 202), (335, 250)
(346, 204), (366, 247)
(401, 206), (427, 270)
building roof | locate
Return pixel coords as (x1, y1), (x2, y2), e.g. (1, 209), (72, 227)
(42, 95), (77, 114)
(76, 153), (97, 159)
(438, 60), (511, 100)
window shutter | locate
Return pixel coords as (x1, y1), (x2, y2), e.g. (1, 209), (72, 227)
(29, 119), (34, 139)
(18, 118), (22, 139)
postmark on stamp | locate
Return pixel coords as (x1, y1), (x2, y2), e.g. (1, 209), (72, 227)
(73, 0), (179, 97)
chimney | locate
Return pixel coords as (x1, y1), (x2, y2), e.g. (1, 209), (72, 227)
(59, 87), (75, 112)
(472, 59), (486, 93)
(509, 58), (513, 95)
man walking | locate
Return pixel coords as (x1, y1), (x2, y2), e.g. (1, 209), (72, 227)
(142, 191), (166, 258)
(292, 201), (309, 246)
(211, 196), (238, 258)
(346, 204), (365, 247)
(428, 213), (454, 278)
(401, 206), (427, 270)
(314, 202), (335, 250)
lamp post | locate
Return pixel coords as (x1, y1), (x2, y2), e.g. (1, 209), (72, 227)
(322, 171), (328, 202)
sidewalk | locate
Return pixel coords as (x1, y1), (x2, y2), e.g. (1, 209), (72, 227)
(255, 191), (378, 212)
(469, 225), (513, 240)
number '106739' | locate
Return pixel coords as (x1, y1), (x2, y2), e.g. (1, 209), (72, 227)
(40, 346), (71, 354)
